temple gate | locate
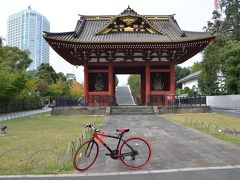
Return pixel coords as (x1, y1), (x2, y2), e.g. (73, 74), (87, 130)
(44, 7), (215, 106)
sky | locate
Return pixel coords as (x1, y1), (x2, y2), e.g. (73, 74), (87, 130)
(0, 0), (216, 85)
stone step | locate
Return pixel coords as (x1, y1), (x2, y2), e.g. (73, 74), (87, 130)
(111, 109), (153, 112)
(111, 112), (154, 115)
(110, 106), (154, 115)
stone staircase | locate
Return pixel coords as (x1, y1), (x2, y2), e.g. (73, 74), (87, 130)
(110, 106), (154, 115)
(111, 85), (155, 115)
(116, 85), (135, 105)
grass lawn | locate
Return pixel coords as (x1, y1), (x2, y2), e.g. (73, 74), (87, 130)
(0, 113), (104, 175)
(162, 113), (240, 146)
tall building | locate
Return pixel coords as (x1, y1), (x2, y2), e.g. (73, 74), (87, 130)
(7, 7), (50, 70)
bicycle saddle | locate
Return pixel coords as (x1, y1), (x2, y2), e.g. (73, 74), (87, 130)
(116, 128), (129, 133)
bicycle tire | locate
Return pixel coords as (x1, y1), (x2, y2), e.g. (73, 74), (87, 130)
(73, 139), (99, 172)
(119, 136), (152, 170)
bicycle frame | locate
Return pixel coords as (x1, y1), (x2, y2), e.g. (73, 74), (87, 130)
(73, 125), (152, 172)
(92, 130), (125, 158)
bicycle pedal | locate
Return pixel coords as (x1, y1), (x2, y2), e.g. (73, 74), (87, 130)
(105, 153), (111, 156)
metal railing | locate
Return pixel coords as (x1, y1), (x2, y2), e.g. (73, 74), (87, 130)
(54, 95), (206, 107)
(54, 97), (80, 107)
(88, 95), (116, 107)
(175, 95), (206, 106)
(0, 98), (41, 114)
(54, 96), (116, 107)
(147, 95), (206, 107)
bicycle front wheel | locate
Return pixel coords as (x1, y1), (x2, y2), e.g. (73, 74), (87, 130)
(119, 137), (152, 170)
(73, 139), (99, 172)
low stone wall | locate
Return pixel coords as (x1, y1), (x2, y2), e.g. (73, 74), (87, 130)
(52, 105), (211, 115)
(207, 95), (240, 110)
(159, 106), (211, 114)
(51, 106), (106, 115)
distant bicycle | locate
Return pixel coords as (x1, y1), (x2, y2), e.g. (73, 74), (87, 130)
(73, 124), (152, 172)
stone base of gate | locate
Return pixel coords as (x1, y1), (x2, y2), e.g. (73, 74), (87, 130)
(51, 106), (106, 115)
(51, 105), (211, 115)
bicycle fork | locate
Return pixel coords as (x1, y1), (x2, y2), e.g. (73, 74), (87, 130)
(85, 141), (95, 157)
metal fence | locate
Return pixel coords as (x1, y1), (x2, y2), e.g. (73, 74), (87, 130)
(53, 95), (206, 107)
(148, 95), (206, 107)
(54, 96), (117, 107)
(88, 95), (116, 107)
(54, 97), (80, 107)
(175, 95), (206, 106)
(0, 98), (41, 114)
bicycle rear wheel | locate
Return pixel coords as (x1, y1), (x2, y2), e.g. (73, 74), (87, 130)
(73, 139), (99, 172)
(119, 137), (152, 170)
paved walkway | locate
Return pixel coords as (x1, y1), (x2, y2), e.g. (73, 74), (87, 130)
(0, 108), (51, 122)
(81, 115), (240, 173)
(2, 115), (240, 179)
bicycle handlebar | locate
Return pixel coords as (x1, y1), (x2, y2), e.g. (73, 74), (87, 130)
(84, 123), (101, 132)
(84, 123), (94, 128)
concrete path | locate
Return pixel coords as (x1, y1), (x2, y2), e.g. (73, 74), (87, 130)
(84, 115), (240, 173)
(1, 167), (240, 180)
(116, 85), (135, 105)
(0, 108), (51, 121)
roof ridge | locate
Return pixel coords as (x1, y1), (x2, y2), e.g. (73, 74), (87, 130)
(177, 70), (202, 84)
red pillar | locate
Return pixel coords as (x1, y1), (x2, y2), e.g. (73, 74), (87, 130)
(113, 73), (116, 97)
(170, 63), (175, 94)
(141, 73), (145, 105)
(145, 62), (150, 105)
(108, 62), (114, 105)
(84, 63), (89, 105)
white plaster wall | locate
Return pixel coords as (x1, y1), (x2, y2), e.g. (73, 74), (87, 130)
(182, 79), (198, 89)
(207, 95), (240, 109)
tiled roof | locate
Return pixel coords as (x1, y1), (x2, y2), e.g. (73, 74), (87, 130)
(177, 70), (202, 84)
(44, 15), (214, 43)
(43, 8), (215, 66)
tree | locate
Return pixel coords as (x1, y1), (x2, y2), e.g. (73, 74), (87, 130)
(191, 62), (203, 73)
(37, 79), (49, 96)
(199, 0), (240, 95)
(66, 73), (76, 81)
(221, 0), (240, 40)
(69, 80), (84, 97)
(57, 72), (67, 82)
(36, 63), (58, 85)
(0, 40), (32, 99)
(220, 40), (240, 94)
(56, 72), (70, 96)
(203, 10), (223, 34)
(128, 74), (141, 98)
(198, 36), (226, 95)
(175, 65), (191, 89)
(49, 80), (65, 97)
(21, 78), (38, 97)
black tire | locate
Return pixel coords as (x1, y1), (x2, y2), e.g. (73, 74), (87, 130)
(119, 137), (152, 170)
(73, 139), (99, 172)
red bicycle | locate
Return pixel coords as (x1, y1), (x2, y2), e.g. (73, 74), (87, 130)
(73, 124), (152, 172)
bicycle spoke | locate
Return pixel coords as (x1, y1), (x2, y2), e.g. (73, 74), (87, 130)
(73, 140), (99, 172)
(119, 137), (152, 170)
